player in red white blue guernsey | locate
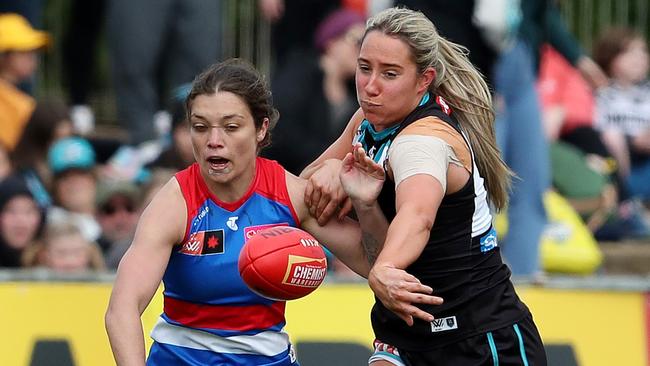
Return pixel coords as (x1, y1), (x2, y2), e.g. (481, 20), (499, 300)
(105, 59), (439, 365)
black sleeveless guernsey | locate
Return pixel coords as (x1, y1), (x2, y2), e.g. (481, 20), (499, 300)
(353, 94), (529, 351)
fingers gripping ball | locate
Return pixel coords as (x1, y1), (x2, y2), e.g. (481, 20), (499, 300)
(238, 226), (328, 300)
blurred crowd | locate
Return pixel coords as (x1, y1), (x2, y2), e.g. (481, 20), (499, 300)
(1, 0), (649, 277)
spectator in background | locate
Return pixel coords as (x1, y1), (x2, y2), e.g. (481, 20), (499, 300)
(107, 0), (222, 145)
(27, 221), (106, 273)
(491, 0), (606, 277)
(62, 0), (106, 135)
(11, 98), (74, 208)
(95, 181), (140, 269)
(258, 0), (341, 70)
(265, 8), (365, 174)
(593, 27), (650, 206)
(537, 44), (650, 239)
(47, 137), (102, 243)
(0, 176), (44, 268)
(0, 13), (49, 151)
(147, 85), (195, 171)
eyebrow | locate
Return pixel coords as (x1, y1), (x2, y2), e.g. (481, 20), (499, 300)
(358, 56), (404, 70)
(190, 113), (246, 122)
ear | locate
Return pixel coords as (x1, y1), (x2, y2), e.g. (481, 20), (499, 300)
(417, 67), (436, 94)
(257, 118), (269, 143)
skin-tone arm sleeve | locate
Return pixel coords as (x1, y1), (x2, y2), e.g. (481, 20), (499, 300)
(389, 134), (464, 194)
(105, 178), (187, 366)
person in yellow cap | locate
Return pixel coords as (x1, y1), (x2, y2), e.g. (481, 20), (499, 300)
(0, 13), (50, 151)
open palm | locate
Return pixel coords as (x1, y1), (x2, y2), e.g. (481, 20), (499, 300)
(339, 144), (385, 206)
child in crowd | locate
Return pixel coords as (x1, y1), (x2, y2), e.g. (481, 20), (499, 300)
(28, 221), (105, 273)
(592, 27), (650, 238)
(594, 27), (650, 203)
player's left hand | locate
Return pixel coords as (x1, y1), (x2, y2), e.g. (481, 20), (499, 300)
(340, 143), (385, 208)
(368, 263), (443, 326)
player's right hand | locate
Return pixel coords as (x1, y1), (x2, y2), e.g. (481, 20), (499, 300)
(368, 263), (443, 326)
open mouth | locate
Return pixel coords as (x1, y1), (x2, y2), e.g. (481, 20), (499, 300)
(207, 156), (230, 171)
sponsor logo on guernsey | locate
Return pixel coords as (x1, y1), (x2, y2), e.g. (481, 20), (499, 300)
(244, 222), (289, 241)
(193, 206), (209, 227)
(430, 316), (458, 333)
(282, 255), (327, 288)
(179, 229), (225, 255)
(226, 216), (239, 231)
(480, 227), (498, 253)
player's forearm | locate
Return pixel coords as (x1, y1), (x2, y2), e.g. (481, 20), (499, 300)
(374, 206), (432, 270)
(352, 201), (389, 266)
(105, 307), (147, 366)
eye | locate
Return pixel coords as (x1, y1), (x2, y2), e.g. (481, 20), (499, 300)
(358, 63), (371, 73)
(225, 124), (239, 132)
(383, 71), (398, 79)
(191, 123), (208, 132)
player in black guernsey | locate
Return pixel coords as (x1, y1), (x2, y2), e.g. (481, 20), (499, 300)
(302, 7), (547, 366)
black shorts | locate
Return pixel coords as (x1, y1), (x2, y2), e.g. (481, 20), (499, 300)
(370, 314), (547, 366)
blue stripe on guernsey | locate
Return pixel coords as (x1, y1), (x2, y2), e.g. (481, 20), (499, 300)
(160, 313), (286, 337)
(147, 342), (294, 366)
(513, 324), (530, 366)
(149, 318), (294, 365)
(487, 331), (499, 366)
(418, 92), (430, 106)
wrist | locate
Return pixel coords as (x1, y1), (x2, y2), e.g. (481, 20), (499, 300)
(351, 198), (377, 212)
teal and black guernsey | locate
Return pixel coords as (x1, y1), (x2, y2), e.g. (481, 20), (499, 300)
(353, 94), (529, 351)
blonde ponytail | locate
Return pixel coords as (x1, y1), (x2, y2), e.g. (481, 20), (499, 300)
(434, 38), (513, 210)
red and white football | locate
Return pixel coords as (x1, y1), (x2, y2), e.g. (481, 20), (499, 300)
(238, 226), (328, 300)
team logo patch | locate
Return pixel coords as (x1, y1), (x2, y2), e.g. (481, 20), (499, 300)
(480, 227), (498, 253)
(430, 316), (458, 333)
(244, 222), (289, 241)
(282, 255), (327, 288)
(179, 230), (225, 255)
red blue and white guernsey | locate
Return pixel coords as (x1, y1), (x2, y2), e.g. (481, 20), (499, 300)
(147, 157), (300, 365)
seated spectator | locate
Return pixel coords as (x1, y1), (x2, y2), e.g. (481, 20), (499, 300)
(95, 180), (140, 269)
(265, 8), (365, 174)
(26, 221), (106, 273)
(0, 13), (49, 151)
(47, 137), (102, 242)
(11, 98), (74, 208)
(594, 27), (650, 198)
(538, 45), (618, 230)
(0, 176), (44, 267)
(540, 42), (650, 239)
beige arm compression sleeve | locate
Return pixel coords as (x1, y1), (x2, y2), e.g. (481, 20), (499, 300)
(388, 135), (463, 193)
